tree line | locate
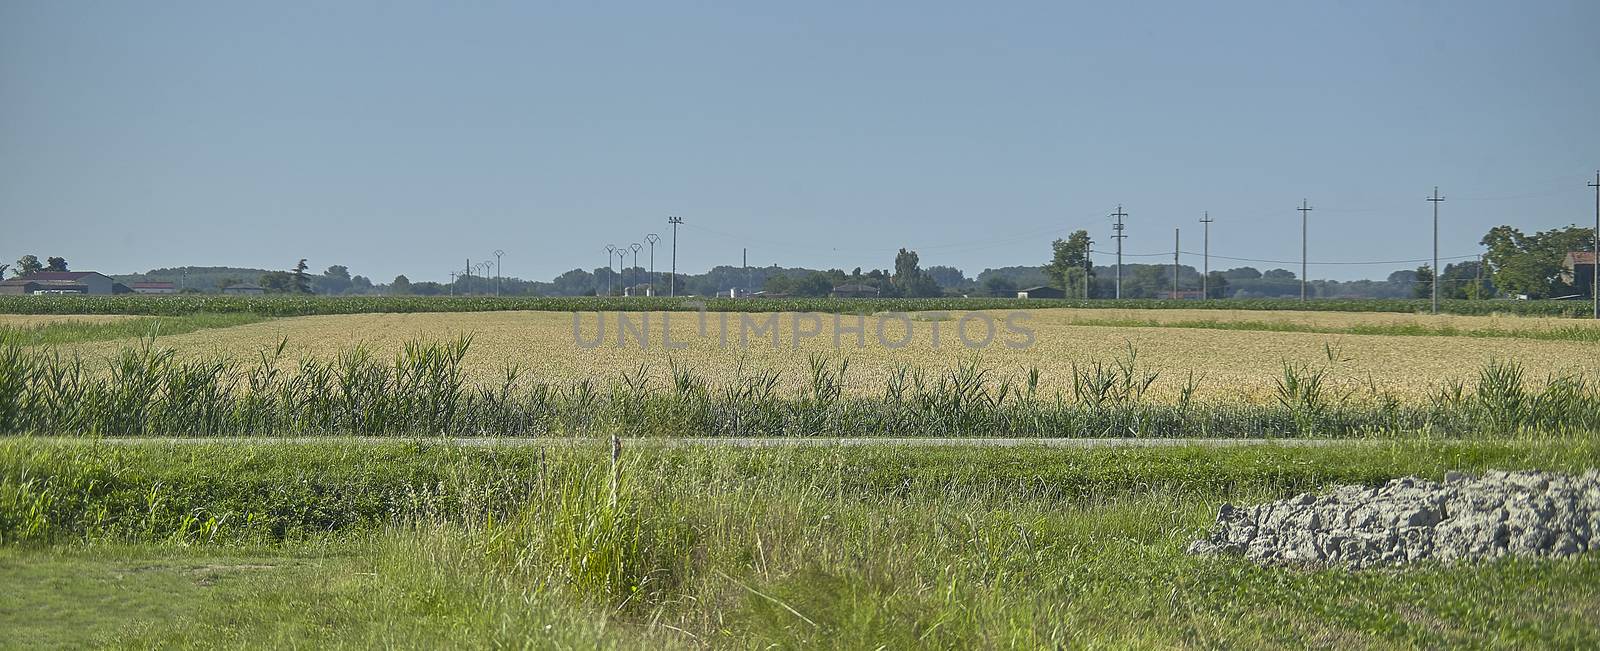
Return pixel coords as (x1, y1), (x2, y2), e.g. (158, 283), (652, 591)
(11, 221), (1593, 299)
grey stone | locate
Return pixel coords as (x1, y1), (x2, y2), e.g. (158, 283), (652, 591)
(1187, 469), (1600, 569)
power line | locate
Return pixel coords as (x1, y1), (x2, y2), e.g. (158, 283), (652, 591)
(1162, 251), (1479, 266)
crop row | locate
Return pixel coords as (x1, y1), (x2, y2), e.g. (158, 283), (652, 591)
(0, 294), (1593, 317)
(2, 335), (1597, 438)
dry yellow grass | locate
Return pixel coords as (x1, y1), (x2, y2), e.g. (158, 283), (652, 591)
(56, 308), (1600, 403)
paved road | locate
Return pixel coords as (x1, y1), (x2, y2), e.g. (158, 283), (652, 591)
(20, 436), (1392, 448)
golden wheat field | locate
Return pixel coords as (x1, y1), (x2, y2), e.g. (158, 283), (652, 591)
(51, 308), (1600, 403)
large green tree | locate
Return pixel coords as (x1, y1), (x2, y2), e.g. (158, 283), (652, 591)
(1043, 231), (1094, 297)
(44, 257), (68, 272)
(291, 259), (312, 294)
(15, 255), (43, 277)
(890, 248), (941, 297)
(1481, 225), (1595, 298)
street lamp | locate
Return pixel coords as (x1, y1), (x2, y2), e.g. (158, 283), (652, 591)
(493, 249), (505, 297)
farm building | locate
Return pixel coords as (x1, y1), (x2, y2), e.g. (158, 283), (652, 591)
(130, 281), (177, 294)
(222, 283), (266, 295)
(830, 283), (879, 298)
(1016, 286), (1065, 299)
(0, 271), (118, 295)
(1561, 251), (1595, 292)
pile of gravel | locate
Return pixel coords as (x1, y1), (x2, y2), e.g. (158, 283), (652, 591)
(1187, 470), (1600, 568)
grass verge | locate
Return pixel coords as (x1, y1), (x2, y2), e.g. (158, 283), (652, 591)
(2, 438), (1598, 647)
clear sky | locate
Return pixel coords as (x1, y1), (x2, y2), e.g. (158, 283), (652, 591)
(3, 1), (1597, 283)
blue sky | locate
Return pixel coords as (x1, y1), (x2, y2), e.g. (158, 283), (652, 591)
(2, 1), (1596, 283)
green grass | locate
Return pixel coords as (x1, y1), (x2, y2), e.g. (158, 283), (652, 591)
(0, 313), (266, 346)
(0, 294), (1594, 317)
(2, 439), (1599, 647)
(1064, 316), (1600, 343)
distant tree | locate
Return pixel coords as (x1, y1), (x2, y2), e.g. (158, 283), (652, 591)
(924, 265), (968, 289)
(1262, 268), (1296, 280)
(217, 277), (241, 290)
(1204, 271), (1229, 299)
(795, 272), (834, 297)
(259, 271), (294, 292)
(317, 265), (352, 294)
(984, 276), (1018, 297)
(390, 275), (413, 295)
(45, 257), (68, 272)
(15, 255), (43, 277)
(1411, 265), (1434, 299)
(1043, 231), (1093, 297)
(0, 264), (8, 279)
(1439, 260), (1493, 299)
(763, 273), (794, 294)
(291, 259), (312, 294)
(1481, 224), (1594, 298)
(350, 275), (373, 293)
(889, 249), (941, 298)
(893, 249), (920, 283)
(1222, 267), (1262, 280)
(1386, 269), (1419, 284)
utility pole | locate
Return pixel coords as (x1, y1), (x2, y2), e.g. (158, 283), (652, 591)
(1083, 235), (1094, 300)
(1426, 187), (1444, 314)
(466, 258), (472, 296)
(1590, 171), (1599, 319)
(1172, 228), (1180, 299)
(1297, 200), (1313, 302)
(604, 245), (616, 296)
(1111, 205), (1127, 299)
(493, 250), (504, 297)
(449, 271), (456, 296)
(668, 216), (683, 297)
(645, 233), (659, 295)
(1200, 212), (1213, 299)
(1475, 253), (1484, 301)
(629, 243), (641, 296)
(613, 250), (626, 295)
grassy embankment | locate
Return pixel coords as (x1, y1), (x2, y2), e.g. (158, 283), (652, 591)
(2, 438), (1598, 648)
